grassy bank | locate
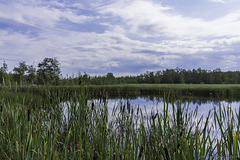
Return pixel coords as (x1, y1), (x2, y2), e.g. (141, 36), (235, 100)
(4, 84), (240, 100)
(1, 83), (240, 111)
(0, 86), (240, 159)
(86, 83), (240, 98)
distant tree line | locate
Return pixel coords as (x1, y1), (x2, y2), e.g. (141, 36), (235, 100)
(1, 59), (240, 86)
(62, 67), (240, 85)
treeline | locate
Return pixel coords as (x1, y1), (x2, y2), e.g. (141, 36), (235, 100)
(1, 58), (240, 85)
(0, 57), (61, 86)
(64, 68), (240, 85)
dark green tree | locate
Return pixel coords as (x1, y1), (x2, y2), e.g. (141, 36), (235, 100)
(211, 68), (223, 84)
(13, 61), (28, 84)
(154, 71), (162, 83)
(0, 61), (7, 73)
(0, 61), (8, 84)
(26, 65), (36, 84)
(81, 72), (90, 85)
(162, 69), (174, 83)
(37, 58), (61, 85)
(106, 72), (116, 85)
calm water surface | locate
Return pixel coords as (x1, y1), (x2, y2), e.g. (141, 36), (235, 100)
(105, 97), (240, 117)
(62, 96), (240, 121)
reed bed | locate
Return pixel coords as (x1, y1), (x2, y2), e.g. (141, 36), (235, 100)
(0, 87), (240, 159)
(6, 84), (240, 100)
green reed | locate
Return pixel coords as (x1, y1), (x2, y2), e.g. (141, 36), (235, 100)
(1, 88), (240, 159)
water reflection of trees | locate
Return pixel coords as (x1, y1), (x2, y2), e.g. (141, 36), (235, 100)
(96, 95), (238, 106)
(87, 90), (240, 107)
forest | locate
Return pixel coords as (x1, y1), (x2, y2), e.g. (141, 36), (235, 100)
(1, 57), (240, 86)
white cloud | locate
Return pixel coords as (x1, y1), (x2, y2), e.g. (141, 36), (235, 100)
(1, 0), (240, 75)
(0, 1), (93, 30)
(99, 0), (240, 39)
(209, 0), (226, 3)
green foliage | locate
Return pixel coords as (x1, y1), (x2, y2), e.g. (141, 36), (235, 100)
(13, 61), (28, 76)
(0, 61), (8, 84)
(13, 61), (28, 84)
(0, 61), (8, 73)
(1, 87), (240, 159)
(2, 58), (240, 86)
(60, 68), (240, 85)
(26, 65), (36, 84)
(37, 57), (61, 85)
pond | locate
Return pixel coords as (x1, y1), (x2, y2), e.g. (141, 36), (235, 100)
(63, 96), (240, 115)
(32, 93), (240, 159)
(62, 95), (240, 130)
(106, 97), (240, 117)
(3, 86), (240, 159)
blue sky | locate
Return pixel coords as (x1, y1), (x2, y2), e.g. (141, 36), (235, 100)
(1, 0), (240, 76)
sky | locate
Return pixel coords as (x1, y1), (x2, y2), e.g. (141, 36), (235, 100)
(1, 0), (240, 77)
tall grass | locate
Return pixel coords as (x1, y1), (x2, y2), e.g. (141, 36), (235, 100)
(0, 88), (240, 159)
(5, 84), (240, 100)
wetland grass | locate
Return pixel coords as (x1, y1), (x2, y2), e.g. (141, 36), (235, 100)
(1, 86), (240, 159)
(5, 84), (240, 101)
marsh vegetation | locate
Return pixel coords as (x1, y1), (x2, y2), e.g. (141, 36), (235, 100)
(1, 85), (240, 159)
(2, 58), (240, 159)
